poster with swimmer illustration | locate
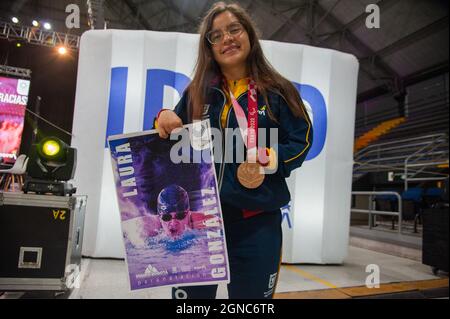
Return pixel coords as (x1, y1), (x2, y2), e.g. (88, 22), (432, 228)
(108, 120), (230, 290)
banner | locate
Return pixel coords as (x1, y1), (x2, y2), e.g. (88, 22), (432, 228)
(72, 30), (359, 263)
(0, 76), (30, 165)
(108, 120), (230, 290)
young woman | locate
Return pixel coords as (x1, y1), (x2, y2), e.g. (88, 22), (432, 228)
(156, 2), (313, 299)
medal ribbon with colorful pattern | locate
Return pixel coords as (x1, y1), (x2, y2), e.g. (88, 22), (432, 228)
(228, 79), (267, 164)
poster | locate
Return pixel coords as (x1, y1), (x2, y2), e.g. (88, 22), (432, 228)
(108, 120), (230, 290)
(0, 76), (30, 165)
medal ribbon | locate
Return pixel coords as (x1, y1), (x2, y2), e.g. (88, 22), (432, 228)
(228, 79), (268, 165)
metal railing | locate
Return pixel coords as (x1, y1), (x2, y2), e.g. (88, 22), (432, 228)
(351, 191), (403, 233)
(353, 161), (449, 179)
(404, 133), (449, 190)
(354, 133), (449, 183)
(355, 133), (448, 161)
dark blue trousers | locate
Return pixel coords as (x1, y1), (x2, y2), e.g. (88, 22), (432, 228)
(172, 204), (283, 299)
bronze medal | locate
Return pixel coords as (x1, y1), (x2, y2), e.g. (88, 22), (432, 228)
(229, 79), (265, 189)
(237, 161), (265, 189)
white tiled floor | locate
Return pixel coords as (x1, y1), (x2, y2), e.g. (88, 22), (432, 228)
(64, 245), (441, 299)
(1, 245), (444, 299)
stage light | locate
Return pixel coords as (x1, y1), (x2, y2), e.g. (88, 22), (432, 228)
(24, 136), (77, 196)
(43, 22), (52, 30)
(41, 139), (61, 157)
(57, 46), (67, 55)
(28, 136), (76, 180)
(16, 43), (22, 48)
(11, 17), (19, 24)
(32, 20), (39, 27)
(35, 137), (65, 162)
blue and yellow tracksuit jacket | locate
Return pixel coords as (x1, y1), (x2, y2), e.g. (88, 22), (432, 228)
(170, 78), (313, 213)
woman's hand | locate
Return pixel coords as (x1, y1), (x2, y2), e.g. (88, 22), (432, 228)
(156, 110), (183, 138)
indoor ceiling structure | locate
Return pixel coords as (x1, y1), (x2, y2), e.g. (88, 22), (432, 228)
(0, 0), (448, 103)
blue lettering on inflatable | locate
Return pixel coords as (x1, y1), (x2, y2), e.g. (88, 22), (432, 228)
(142, 69), (191, 131)
(105, 69), (327, 160)
(105, 67), (128, 147)
(292, 83), (327, 160)
(281, 204), (292, 229)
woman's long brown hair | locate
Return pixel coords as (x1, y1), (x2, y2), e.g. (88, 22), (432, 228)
(187, 1), (308, 122)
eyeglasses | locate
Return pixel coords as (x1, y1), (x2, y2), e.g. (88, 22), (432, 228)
(160, 211), (188, 222)
(206, 22), (244, 45)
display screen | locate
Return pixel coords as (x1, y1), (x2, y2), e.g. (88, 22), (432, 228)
(0, 75), (30, 165)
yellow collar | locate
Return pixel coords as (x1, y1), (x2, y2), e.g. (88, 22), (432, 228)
(227, 77), (249, 89)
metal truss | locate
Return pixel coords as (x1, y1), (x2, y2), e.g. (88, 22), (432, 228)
(0, 64), (32, 78)
(87, 0), (106, 30)
(0, 20), (80, 50)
